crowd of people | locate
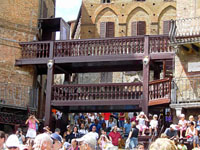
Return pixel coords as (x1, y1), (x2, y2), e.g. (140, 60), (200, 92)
(1, 112), (200, 150)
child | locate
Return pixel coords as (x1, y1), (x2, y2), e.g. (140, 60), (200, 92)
(149, 114), (158, 136)
(136, 112), (149, 136)
(177, 139), (188, 150)
(178, 114), (187, 138)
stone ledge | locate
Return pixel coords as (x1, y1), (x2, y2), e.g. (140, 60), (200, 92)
(170, 102), (200, 108)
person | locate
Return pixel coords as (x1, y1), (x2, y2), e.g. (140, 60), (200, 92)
(188, 115), (196, 126)
(136, 112), (149, 136)
(33, 133), (53, 150)
(76, 133), (96, 150)
(0, 131), (6, 150)
(98, 129), (112, 150)
(89, 119), (101, 134)
(69, 126), (80, 143)
(149, 114), (158, 136)
(109, 126), (121, 149)
(5, 134), (21, 150)
(137, 142), (145, 150)
(118, 112), (125, 128)
(107, 117), (115, 132)
(89, 126), (99, 141)
(25, 115), (39, 139)
(196, 115), (200, 131)
(128, 122), (139, 149)
(131, 112), (137, 123)
(123, 117), (132, 138)
(178, 114), (187, 138)
(185, 121), (199, 148)
(79, 123), (88, 137)
(164, 124), (178, 140)
(16, 128), (25, 144)
(55, 128), (61, 135)
(165, 112), (172, 128)
(64, 125), (72, 143)
(68, 139), (79, 150)
(177, 139), (187, 150)
(149, 138), (177, 150)
(51, 133), (63, 150)
(104, 113), (111, 127)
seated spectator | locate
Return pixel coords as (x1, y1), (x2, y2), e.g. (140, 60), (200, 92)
(76, 133), (96, 150)
(109, 126), (121, 149)
(5, 134), (21, 150)
(164, 124), (178, 140)
(149, 138), (177, 150)
(79, 123), (88, 137)
(89, 119), (101, 134)
(188, 115), (196, 127)
(89, 126), (99, 141)
(98, 129), (112, 150)
(136, 112), (149, 136)
(0, 131), (5, 150)
(185, 121), (199, 148)
(68, 139), (79, 150)
(137, 142), (145, 150)
(177, 139), (187, 150)
(69, 126), (80, 143)
(64, 125), (72, 143)
(178, 114), (187, 138)
(196, 115), (200, 131)
(149, 114), (158, 136)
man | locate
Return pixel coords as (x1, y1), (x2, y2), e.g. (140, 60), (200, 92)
(5, 134), (20, 150)
(51, 133), (63, 150)
(123, 117), (131, 138)
(0, 131), (5, 150)
(109, 126), (121, 150)
(76, 133), (96, 150)
(128, 122), (139, 149)
(89, 119), (101, 134)
(164, 124), (178, 140)
(89, 126), (99, 140)
(16, 128), (25, 144)
(33, 133), (53, 150)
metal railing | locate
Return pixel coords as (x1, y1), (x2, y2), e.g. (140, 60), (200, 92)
(169, 17), (200, 44)
(173, 77), (200, 103)
(0, 82), (38, 109)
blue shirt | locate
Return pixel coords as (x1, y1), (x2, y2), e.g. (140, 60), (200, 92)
(124, 123), (132, 135)
(89, 123), (101, 133)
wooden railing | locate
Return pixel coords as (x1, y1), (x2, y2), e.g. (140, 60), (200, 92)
(19, 35), (174, 59)
(149, 36), (172, 53)
(0, 82), (37, 108)
(54, 36), (144, 57)
(52, 82), (143, 101)
(19, 41), (50, 59)
(149, 78), (171, 100)
(0, 112), (27, 125)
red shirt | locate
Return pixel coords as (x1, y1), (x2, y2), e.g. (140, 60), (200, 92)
(104, 113), (111, 120)
(119, 113), (125, 121)
(109, 131), (121, 146)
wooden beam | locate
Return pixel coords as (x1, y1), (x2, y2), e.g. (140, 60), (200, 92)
(149, 98), (170, 106)
(51, 99), (142, 106)
(15, 58), (49, 66)
(55, 65), (71, 74)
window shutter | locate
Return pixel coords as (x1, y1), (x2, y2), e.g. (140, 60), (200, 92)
(100, 22), (106, 38)
(131, 22), (137, 36)
(163, 20), (171, 35)
(137, 21), (146, 35)
(106, 22), (114, 37)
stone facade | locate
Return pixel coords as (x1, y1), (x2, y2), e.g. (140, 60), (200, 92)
(0, 0), (55, 108)
(76, 0), (176, 84)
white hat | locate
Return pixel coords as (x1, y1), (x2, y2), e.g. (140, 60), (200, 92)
(140, 112), (144, 115)
(76, 133), (96, 148)
(153, 114), (158, 118)
(170, 124), (177, 130)
(6, 134), (20, 148)
(180, 114), (185, 118)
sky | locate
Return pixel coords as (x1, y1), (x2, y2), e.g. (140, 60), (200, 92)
(56, 0), (82, 22)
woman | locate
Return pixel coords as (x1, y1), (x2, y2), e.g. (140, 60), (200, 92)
(25, 115), (39, 139)
(69, 126), (80, 143)
(98, 129), (113, 150)
(185, 121), (199, 148)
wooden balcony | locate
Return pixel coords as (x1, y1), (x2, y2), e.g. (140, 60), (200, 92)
(170, 17), (200, 45)
(16, 35), (174, 66)
(51, 78), (172, 107)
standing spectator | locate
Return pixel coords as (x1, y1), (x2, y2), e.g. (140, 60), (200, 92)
(33, 133), (53, 150)
(118, 113), (125, 128)
(0, 131), (6, 150)
(16, 128), (25, 144)
(123, 118), (132, 138)
(107, 117), (116, 131)
(136, 112), (149, 136)
(104, 113), (111, 127)
(131, 112), (137, 123)
(149, 114), (158, 136)
(51, 133), (63, 150)
(165, 112), (172, 128)
(178, 114), (187, 138)
(128, 122), (139, 149)
(109, 126), (121, 149)
(99, 115), (106, 127)
(5, 134), (20, 150)
(25, 115), (39, 139)
(79, 123), (88, 137)
(185, 121), (199, 148)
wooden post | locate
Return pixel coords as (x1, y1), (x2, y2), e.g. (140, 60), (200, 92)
(163, 60), (166, 78)
(44, 41), (54, 126)
(142, 36), (150, 115)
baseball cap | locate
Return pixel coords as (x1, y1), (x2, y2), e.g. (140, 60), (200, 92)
(6, 134), (20, 148)
(51, 133), (62, 143)
(76, 133), (96, 147)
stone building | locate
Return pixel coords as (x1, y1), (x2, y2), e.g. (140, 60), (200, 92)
(170, 0), (200, 121)
(72, 0), (176, 85)
(0, 0), (55, 133)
